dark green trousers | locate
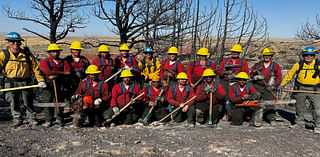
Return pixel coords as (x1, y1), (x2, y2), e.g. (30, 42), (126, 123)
(194, 102), (220, 124)
(252, 83), (276, 122)
(103, 104), (141, 125)
(140, 105), (169, 123)
(172, 105), (195, 124)
(41, 82), (64, 122)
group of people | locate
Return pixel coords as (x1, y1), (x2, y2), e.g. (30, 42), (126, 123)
(1, 32), (320, 134)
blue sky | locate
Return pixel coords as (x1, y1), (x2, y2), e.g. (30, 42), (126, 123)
(0, 0), (319, 39)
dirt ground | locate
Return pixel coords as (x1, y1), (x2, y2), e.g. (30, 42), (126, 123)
(0, 100), (319, 157)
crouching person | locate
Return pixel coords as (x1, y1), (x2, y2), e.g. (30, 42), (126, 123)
(229, 72), (262, 127)
(71, 65), (110, 127)
(138, 75), (168, 125)
(40, 44), (71, 127)
(167, 72), (196, 127)
(195, 69), (225, 127)
(103, 70), (142, 126)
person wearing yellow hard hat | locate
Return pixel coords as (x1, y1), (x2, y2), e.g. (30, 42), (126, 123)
(194, 69), (225, 127)
(92, 45), (116, 86)
(115, 43), (140, 74)
(217, 44), (249, 120)
(138, 74), (169, 125)
(249, 47), (282, 126)
(0, 32), (46, 127)
(229, 72), (261, 127)
(40, 43), (71, 127)
(64, 41), (90, 100)
(103, 69), (143, 127)
(138, 46), (161, 88)
(160, 46), (185, 88)
(71, 64), (111, 127)
(187, 47), (217, 89)
(166, 72), (196, 127)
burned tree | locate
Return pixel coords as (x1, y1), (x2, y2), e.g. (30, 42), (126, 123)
(2, 0), (94, 43)
(296, 14), (320, 42)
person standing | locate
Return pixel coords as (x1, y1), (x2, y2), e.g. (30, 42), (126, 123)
(250, 48), (282, 125)
(40, 43), (71, 127)
(138, 47), (161, 88)
(187, 48), (217, 89)
(280, 46), (320, 134)
(160, 47), (185, 88)
(0, 32), (46, 126)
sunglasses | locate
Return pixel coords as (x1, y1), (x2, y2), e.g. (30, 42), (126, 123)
(152, 81), (160, 83)
(237, 79), (247, 81)
(303, 54), (315, 57)
(204, 76), (213, 79)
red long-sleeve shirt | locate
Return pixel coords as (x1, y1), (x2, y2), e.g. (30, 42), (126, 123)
(142, 85), (167, 106)
(218, 57), (249, 79)
(249, 61), (282, 86)
(114, 56), (140, 72)
(40, 56), (71, 82)
(187, 60), (217, 84)
(160, 59), (185, 80)
(166, 84), (195, 106)
(92, 58), (115, 81)
(75, 79), (111, 103)
(65, 55), (90, 70)
(110, 83), (142, 108)
(195, 82), (225, 105)
(229, 84), (258, 104)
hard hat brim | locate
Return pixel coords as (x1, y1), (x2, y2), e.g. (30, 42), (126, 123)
(86, 71), (101, 74)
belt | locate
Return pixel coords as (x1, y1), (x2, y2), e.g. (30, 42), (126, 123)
(4, 77), (31, 82)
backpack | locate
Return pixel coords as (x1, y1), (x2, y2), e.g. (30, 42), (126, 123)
(233, 83), (252, 96)
(119, 82), (135, 97)
(141, 57), (157, 74)
(45, 58), (64, 70)
(194, 60), (211, 68)
(147, 85), (164, 98)
(3, 48), (32, 74)
(84, 79), (104, 98)
(172, 84), (191, 97)
(258, 61), (276, 73)
(295, 59), (320, 79)
(164, 59), (181, 73)
(226, 58), (244, 68)
(117, 56), (133, 65)
(65, 55), (89, 69)
(98, 58), (113, 69)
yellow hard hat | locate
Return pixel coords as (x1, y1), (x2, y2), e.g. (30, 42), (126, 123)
(230, 44), (242, 53)
(176, 72), (188, 80)
(202, 69), (216, 77)
(85, 65), (101, 74)
(47, 43), (62, 52)
(168, 46), (179, 54)
(119, 43), (130, 51)
(151, 74), (161, 81)
(197, 48), (209, 56)
(261, 48), (275, 56)
(235, 72), (249, 80)
(70, 41), (84, 50)
(120, 69), (134, 77)
(99, 45), (110, 52)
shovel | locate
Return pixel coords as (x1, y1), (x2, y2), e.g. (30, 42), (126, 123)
(105, 92), (145, 124)
(0, 84), (40, 92)
(207, 92), (216, 128)
(140, 88), (165, 125)
(153, 96), (197, 127)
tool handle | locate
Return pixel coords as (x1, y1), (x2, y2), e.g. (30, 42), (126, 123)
(0, 84), (40, 92)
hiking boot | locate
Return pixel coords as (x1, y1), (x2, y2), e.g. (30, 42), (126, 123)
(186, 123), (195, 128)
(289, 123), (304, 129)
(28, 119), (39, 126)
(270, 121), (276, 126)
(56, 120), (64, 127)
(11, 120), (22, 127)
(42, 121), (53, 127)
(314, 127), (320, 134)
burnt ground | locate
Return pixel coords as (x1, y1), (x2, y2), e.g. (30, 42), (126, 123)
(0, 100), (319, 157)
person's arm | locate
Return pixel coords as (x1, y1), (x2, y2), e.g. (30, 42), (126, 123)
(274, 63), (282, 86)
(280, 63), (299, 86)
(30, 55), (45, 82)
(166, 87), (180, 106)
(215, 84), (226, 100)
(187, 61), (195, 84)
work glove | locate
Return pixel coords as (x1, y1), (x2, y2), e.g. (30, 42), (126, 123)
(71, 94), (81, 100)
(253, 74), (265, 81)
(38, 81), (47, 88)
(205, 86), (216, 94)
(112, 107), (120, 116)
(242, 95), (253, 101)
(156, 96), (165, 103)
(94, 98), (102, 106)
(148, 101), (156, 107)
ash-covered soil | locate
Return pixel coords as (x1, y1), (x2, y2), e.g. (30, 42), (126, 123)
(0, 102), (319, 157)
